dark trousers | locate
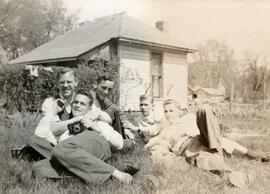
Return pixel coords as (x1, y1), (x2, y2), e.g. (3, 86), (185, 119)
(52, 130), (115, 183)
(27, 135), (54, 160)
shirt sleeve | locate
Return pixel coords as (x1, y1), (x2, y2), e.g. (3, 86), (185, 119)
(34, 114), (59, 145)
(103, 106), (115, 122)
(41, 97), (55, 115)
(119, 111), (129, 124)
(139, 121), (161, 137)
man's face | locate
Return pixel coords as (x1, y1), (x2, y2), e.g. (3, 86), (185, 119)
(95, 80), (114, 100)
(140, 98), (153, 117)
(58, 72), (78, 99)
(164, 104), (185, 123)
(71, 94), (91, 117)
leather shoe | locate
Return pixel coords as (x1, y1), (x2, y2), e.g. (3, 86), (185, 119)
(123, 161), (140, 175)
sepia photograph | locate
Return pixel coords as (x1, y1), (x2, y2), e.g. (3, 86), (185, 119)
(0, 0), (270, 193)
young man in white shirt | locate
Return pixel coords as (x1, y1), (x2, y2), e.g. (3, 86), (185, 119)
(33, 92), (133, 184)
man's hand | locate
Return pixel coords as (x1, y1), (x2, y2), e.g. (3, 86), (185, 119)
(82, 110), (100, 122)
(124, 128), (135, 140)
(123, 122), (139, 132)
(81, 120), (103, 133)
(81, 119), (95, 129)
(45, 99), (65, 116)
(71, 116), (83, 122)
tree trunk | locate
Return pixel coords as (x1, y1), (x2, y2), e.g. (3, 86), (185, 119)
(252, 90), (257, 103)
(230, 83), (234, 110)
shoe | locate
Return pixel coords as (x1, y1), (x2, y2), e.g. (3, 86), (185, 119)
(261, 155), (269, 162)
(11, 145), (26, 159)
(123, 161), (140, 175)
(246, 150), (269, 162)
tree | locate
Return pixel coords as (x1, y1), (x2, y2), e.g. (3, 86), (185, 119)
(241, 51), (270, 101)
(188, 40), (237, 89)
(0, 0), (78, 60)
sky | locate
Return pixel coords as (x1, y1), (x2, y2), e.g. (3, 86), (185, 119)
(63, 0), (270, 60)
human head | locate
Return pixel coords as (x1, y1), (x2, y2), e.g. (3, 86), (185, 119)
(94, 75), (114, 100)
(139, 95), (153, 117)
(57, 68), (78, 99)
(71, 92), (93, 117)
(163, 99), (186, 123)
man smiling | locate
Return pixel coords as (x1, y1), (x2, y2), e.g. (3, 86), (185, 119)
(49, 92), (133, 184)
(91, 75), (137, 140)
(27, 68), (79, 159)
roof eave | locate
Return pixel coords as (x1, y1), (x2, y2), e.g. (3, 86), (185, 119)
(10, 57), (78, 65)
(119, 37), (197, 53)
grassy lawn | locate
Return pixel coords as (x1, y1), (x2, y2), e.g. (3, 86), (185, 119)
(0, 111), (270, 194)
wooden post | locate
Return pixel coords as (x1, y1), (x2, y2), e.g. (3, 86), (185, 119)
(230, 83), (234, 110)
(263, 79), (266, 111)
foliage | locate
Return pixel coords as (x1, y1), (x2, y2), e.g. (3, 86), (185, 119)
(81, 57), (120, 103)
(239, 52), (270, 101)
(188, 40), (237, 89)
(0, 57), (120, 113)
(0, 0), (78, 60)
(188, 40), (270, 102)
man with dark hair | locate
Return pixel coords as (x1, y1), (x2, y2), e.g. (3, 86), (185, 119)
(32, 92), (133, 184)
(91, 75), (137, 140)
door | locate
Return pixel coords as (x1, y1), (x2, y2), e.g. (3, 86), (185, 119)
(151, 53), (163, 98)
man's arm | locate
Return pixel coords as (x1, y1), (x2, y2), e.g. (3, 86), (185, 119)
(118, 110), (138, 131)
(92, 105), (112, 124)
(51, 116), (82, 136)
(81, 105), (112, 126)
(138, 121), (161, 137)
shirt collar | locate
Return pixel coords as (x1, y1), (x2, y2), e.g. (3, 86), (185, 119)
(142, 113), (155, 124)
(59, 92), (76, 113)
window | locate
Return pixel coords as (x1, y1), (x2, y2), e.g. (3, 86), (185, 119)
(151, 53), (163, 98)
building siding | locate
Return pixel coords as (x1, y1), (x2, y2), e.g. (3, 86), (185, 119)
(163, 52), (187, 108)
(118, 43), (188, 116)
(118, 44), (150, 111)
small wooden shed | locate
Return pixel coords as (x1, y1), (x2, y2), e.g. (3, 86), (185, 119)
(11, 13), (196, 115)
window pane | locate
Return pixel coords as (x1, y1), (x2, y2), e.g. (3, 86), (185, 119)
(151, 53), (162, 98)
(152, 76), (160, 97)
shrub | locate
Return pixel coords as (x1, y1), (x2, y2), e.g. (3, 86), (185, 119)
(0, 58), (119, 113)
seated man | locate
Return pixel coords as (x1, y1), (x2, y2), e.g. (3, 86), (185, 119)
(33, 92), (134, 184)
(132, 95), (161, 143)
(91, 75), (137, 140)
(11, 68), (79, 160)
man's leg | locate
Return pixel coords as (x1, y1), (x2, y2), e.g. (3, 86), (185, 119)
(223, 137), (269, 162)
(27, 135), (54, 160)
(196, 104), (223, 154)
(198, 105), (269, 162)
(52, 130), (132, 184)
(32, 159), (62, 179)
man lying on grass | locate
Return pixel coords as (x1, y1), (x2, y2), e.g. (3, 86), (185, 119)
(131, 96), (269, 186)
(133, 96), (269, 162)
(33, 92), (134, 184)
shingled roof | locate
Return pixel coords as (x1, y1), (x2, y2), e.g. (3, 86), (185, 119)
(11, 12), (196, 65)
